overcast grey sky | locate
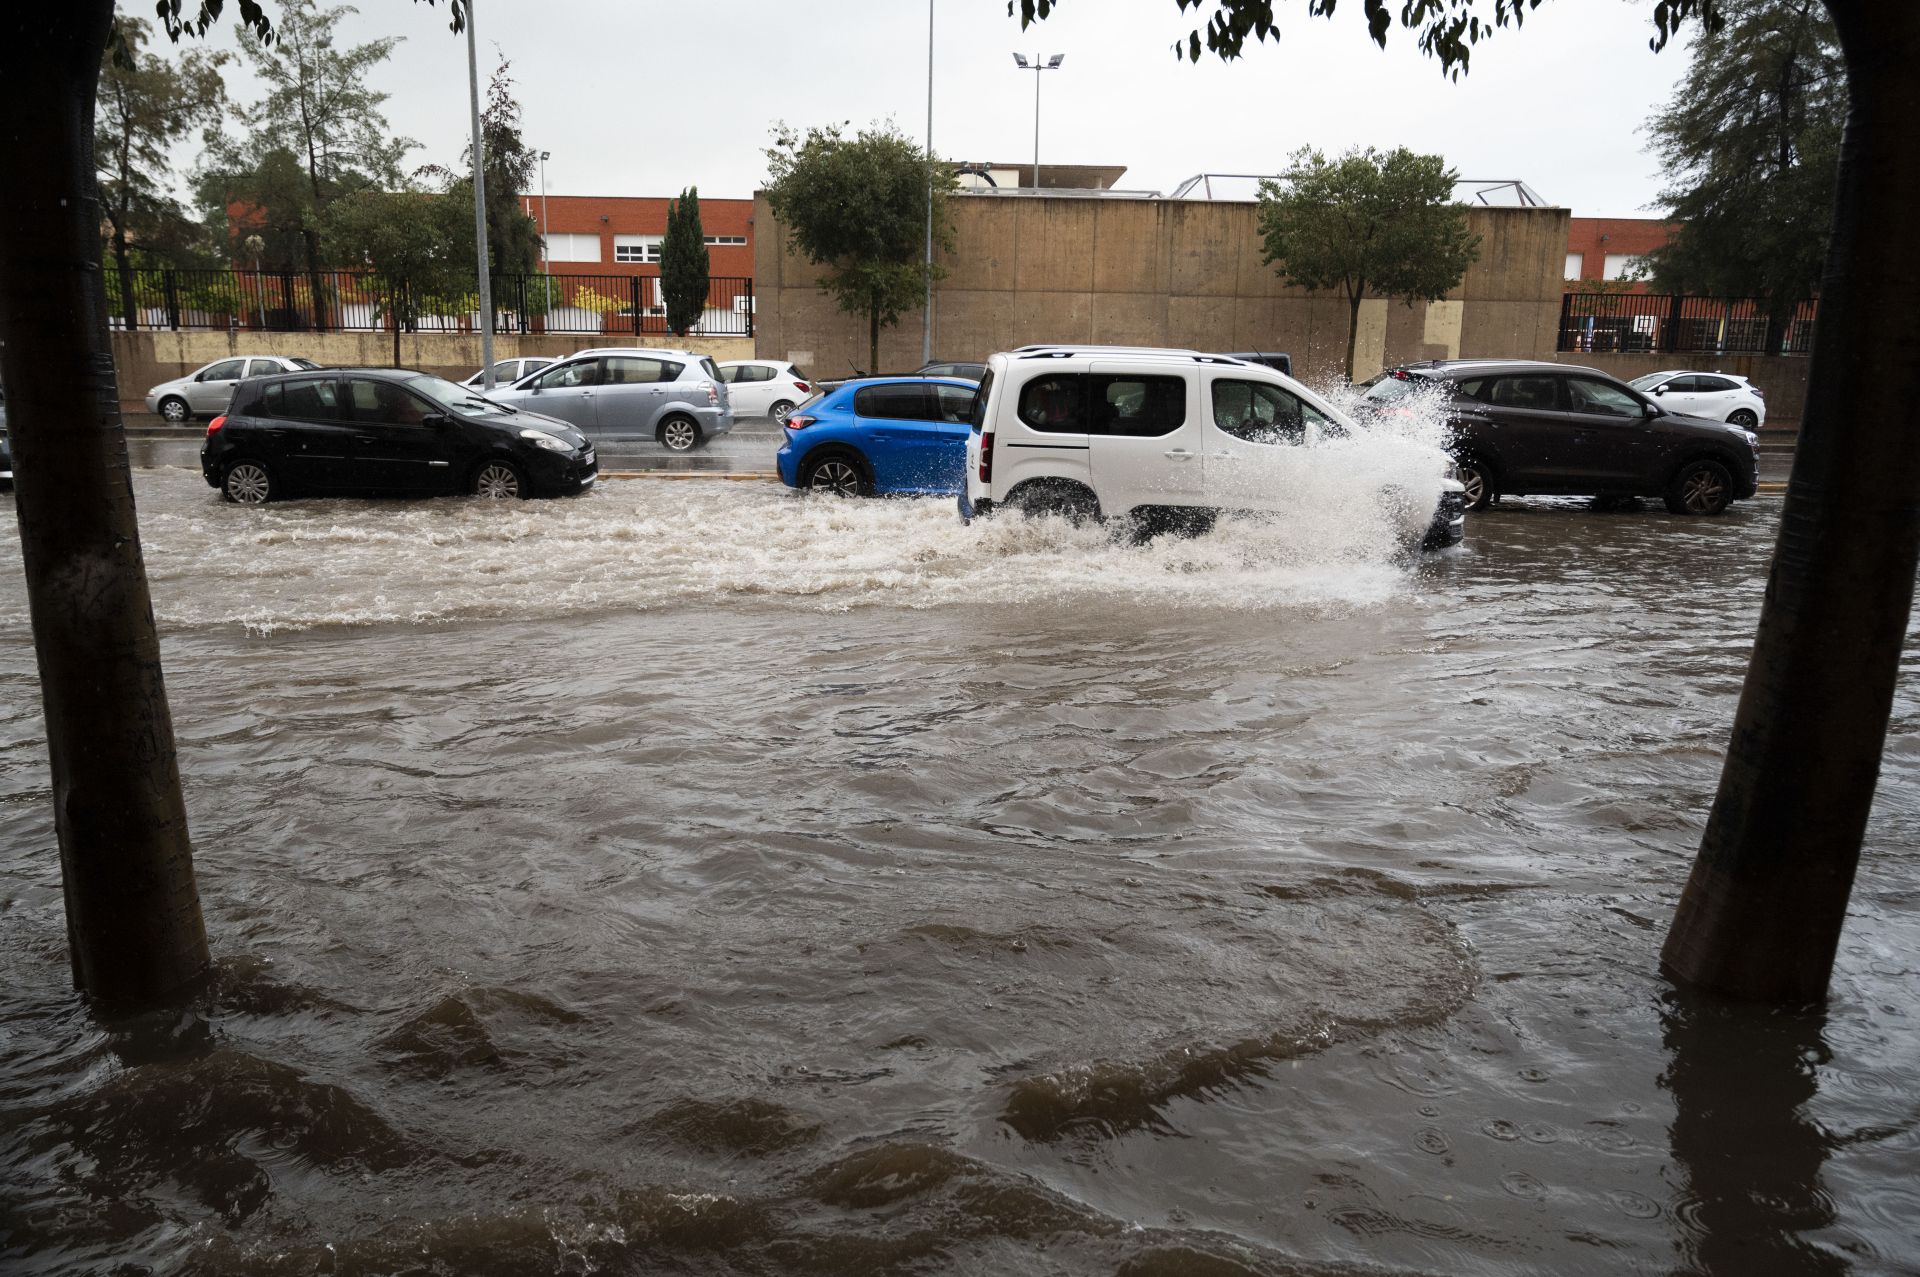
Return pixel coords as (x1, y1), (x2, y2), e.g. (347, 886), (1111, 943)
(181, 0), (1693, 217)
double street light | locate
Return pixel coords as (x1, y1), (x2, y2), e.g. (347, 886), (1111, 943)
(1011, 52), (1064, 190)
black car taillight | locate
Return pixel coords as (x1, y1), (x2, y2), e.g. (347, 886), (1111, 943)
(206, 415), (227, 437)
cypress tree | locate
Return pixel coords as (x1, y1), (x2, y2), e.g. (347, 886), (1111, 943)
(660, 186), (709, 337)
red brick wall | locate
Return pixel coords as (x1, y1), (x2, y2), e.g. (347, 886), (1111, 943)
(1565, 217), (1678, 292)
(517, 193), (755, 280)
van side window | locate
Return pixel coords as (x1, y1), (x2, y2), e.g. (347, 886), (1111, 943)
(1210, 379), (1330, 445)
(968, 369), (994, 429)
(1018, 374), (1085, 432)
(1090, 375), (1186, 437)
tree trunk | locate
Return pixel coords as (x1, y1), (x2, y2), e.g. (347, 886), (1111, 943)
(303, 228), (327, 332)
(1343, 290), (1364, 382)
(110, 223), (138, 333)
(869, 299), (881, 377)
(0, 0), (210, 1006)
(1661, 0), (1920, 1004)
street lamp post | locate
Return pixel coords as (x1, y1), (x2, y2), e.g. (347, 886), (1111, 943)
(465, 0), (494, 390)
(538, 149), (552, 329)
(1011, 52), (1064, 190)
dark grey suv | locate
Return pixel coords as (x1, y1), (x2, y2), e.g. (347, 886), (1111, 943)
(1360, 359), (1760, 515)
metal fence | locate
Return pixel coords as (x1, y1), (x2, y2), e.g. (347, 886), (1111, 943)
(1558, 293), (1817, 356)
(100, 267), (755, 338)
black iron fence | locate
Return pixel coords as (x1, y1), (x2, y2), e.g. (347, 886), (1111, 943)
(1558, 293), (1816, 356)
(100, 267), (754, 338)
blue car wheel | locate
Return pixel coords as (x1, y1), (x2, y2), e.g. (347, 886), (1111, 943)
(802, 450), (869, 497)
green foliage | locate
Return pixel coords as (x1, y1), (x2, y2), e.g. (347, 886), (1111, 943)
(197, 0), (416, 270)
(661, 187), (711, 336)
(1011, 0), (1724, 75)
(323, 188), (474, 325)
(1642, 0), (1842, 321)
(763, 121), (957, 370)
(96, 17), (228, 277)
(423, 55), (541, 276)
(1257, 145), (1480, 377)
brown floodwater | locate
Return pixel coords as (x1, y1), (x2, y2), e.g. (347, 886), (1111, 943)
(1, 472), (1915, 1276)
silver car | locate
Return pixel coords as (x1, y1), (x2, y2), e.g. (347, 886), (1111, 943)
(485, 346), (733, 451)
(461, 356), (555, 389)
(145, 355), (321, 422)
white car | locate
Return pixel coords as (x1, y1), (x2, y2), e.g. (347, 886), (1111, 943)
(144, 355), (320, 422)
(717, 359), (814, 423)
(960, 345), (1465, 550)
(462, 357), (555, 390)
(1627, 370), (1767, 429)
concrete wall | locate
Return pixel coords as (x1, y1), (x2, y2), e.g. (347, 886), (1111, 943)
(1550, 351), (1808, 427)
(111, 329), (754, 412)
(754, 194), (1571, 385)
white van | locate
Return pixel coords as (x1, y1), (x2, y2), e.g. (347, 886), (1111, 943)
(960, 346), (1466, 549)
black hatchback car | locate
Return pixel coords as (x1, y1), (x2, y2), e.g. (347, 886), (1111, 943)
(1359, 359), (1760, 515)
(201, 368), (596, 503)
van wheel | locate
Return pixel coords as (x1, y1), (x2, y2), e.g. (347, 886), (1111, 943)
(659, 416), (702, 451)
(222, 459), (274, 504)
(802, 452), (869, 497)
(1665, 459), (1734, 515)
(1454, 457), (1495, 511)
(1007, 481), (1100, 524)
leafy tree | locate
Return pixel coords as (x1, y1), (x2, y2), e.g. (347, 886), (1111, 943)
(323, 187), (473, 328)
(1256, 145), (1480, 380)
(0, 0), (462, 1009)
(423, 54), (540, 278)
(1015, 0), (1920, 1009)
(763, 121), (957, 373)
(1642, 0), (1844, 345)
(200, 0), (417, 323)
(660, 186), (710, 337)
(95, 17), (229, 329)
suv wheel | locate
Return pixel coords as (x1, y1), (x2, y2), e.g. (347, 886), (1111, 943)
(1728, 409), (1759, 429)
(659, 416), (702, 452)
(1454, 457), (1495, 511)
(1665, 459), (1734, 516)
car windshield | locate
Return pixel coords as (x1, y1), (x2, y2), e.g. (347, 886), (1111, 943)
(290, 358), (321, 370)
(406, 374), (515, 414)
(1360, 372), (1430, 404)
(1627, 373), (1670, 390)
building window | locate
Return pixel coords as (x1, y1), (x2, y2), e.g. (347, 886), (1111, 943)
(1565, 252), (1584, 281)
(1603, 253), (1644, 282)
(703, 235), (747, 246)
(543, 232), (600, 263)
(614, 235), (663, 263)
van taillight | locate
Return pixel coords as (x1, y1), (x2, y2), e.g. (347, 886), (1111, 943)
(206, 415), (226, 437)
(979, 429), (994, 483)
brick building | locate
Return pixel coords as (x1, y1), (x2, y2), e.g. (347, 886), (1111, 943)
(1564, 217), (1678, 291)
(521, 193), (754, 280)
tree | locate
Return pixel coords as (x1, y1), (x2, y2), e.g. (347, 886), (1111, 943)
(323, 186), (473, 328)
(1256, 145), (1480, 380)
(660, 186), (710, 337)
(1018, 0), (1920, 1007)
(95, 18), (228, 330)
(201, 0), (417, 324)
(0, 0), (461, 1009)
(1643, 0), (1844, 347)
(424, 54), (540, 280)
(763, 122), (957, 373)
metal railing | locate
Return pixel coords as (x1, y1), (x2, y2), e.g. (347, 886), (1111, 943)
(1558, 293), (1817, 356)
(100, 267), (754, 338)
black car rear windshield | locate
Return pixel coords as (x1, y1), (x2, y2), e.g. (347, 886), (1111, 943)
(1360, 372), (1432, 404)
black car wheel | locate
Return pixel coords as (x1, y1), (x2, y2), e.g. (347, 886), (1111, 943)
(1454, 457), (1495, 511)
(222, 460), (274, 505)
(1664, 459), (1735, 516)
(1728, 409), (1759, 429)
(159, 396), (191, 424)
(659, 416), (702, 452)
(802, 452), (868, 497)
(472, 460), (527, 499)
(769, 399), (795, 425)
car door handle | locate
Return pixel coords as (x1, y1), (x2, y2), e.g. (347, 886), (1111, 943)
(353, 434), (378, 445)
(1164, 449), (1195, 460)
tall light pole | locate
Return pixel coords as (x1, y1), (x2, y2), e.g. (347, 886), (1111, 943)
(465, 0), (495, 390)
(1011, 52), (1064, 190)
(538, 149), (551, 327)
(922, 0), (934, 364)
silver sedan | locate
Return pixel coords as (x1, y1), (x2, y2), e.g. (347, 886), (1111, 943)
(145, 355), (321, 422)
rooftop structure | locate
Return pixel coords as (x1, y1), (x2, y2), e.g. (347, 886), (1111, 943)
(1166, 173), (1552, 207)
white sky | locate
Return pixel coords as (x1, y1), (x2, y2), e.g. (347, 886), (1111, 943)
(172, 0), (1694, 218)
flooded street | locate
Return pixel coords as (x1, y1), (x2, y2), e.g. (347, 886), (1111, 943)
(2, 473), (1916, 1275)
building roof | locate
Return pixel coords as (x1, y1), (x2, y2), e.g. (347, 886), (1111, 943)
(953, 162), (1133, 191)
(1166, 173), (1554, 207)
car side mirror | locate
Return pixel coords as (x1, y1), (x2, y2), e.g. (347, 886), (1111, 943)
(1643, 401), (1660, 418)
(422, 412), (452, 429)
(1652, 384), (1667, 394)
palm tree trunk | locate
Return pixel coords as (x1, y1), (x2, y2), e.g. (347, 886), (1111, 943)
(1661, 0), (1920, 1003)
(0, 0), (210, 1006)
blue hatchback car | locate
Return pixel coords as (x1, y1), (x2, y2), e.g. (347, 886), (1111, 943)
(775, 377), (978, 496)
